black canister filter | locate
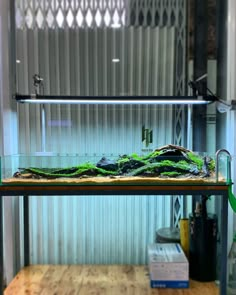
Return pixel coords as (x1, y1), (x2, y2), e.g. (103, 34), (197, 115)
(189, 213), (218, 282)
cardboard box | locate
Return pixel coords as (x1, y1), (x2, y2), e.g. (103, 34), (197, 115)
(148, 243), (189, 288)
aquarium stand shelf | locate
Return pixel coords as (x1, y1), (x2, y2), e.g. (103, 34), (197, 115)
(0, 182), (229, 295)
(0, 183), (230, 195)
(4, 265), (219, 295)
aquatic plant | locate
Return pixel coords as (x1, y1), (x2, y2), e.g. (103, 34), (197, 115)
(14, 145), (215, 180)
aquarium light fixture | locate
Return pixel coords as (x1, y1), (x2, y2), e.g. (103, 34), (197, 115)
(14, 94), (216, 105)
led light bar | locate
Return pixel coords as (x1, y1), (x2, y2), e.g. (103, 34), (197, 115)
(14, 94), (216, 105)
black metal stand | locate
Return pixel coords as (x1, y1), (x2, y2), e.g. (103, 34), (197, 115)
(23, 195), (29, 266)
(220, 189), (228, 294)
(0, 183), (230, 295)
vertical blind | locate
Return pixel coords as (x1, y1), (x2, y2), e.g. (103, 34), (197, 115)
(14, 0), (187, 264)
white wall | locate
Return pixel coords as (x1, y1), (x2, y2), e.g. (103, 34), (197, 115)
(0, 0), (175, 284)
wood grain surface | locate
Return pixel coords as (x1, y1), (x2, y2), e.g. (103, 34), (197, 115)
(4, 265), (219, 295)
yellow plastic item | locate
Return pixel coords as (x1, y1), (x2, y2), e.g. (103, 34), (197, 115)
(180, 218), (189, 258)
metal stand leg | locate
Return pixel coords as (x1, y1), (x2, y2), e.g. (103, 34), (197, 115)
(23, 195), (30, 266)
(220, 193), (228, 295)
(0, 196), (3, 295)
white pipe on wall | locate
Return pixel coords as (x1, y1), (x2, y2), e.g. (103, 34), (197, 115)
(227, 0), (236, 250)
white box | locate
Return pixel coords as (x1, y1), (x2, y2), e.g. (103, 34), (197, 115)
(148, 243), (189, 288)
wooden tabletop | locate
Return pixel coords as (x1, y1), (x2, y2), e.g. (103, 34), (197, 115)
(4, 265), (218, 295)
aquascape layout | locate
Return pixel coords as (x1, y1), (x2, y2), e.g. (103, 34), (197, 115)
(2, 144), (222, 185)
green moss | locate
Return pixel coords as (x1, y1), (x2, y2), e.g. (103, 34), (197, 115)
(117, 156), (129, 162)
(143, 150), (162, 160)
(158, 160), (190, 170)
(117, 157), (130, 166)
(129, 161), (192, 176)
(117, 155), (147, 168)
(158, 160), (174, 166)
(130, 153), (143, 161)
(187, 152), (204, 169)
(161, 171), (182, 176)
(24, 163), (117, 178)
(208, 159), (215, 171)
(95, 167), (117, 175)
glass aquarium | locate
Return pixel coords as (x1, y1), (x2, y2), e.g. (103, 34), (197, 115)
(0, 145), (232, 185)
